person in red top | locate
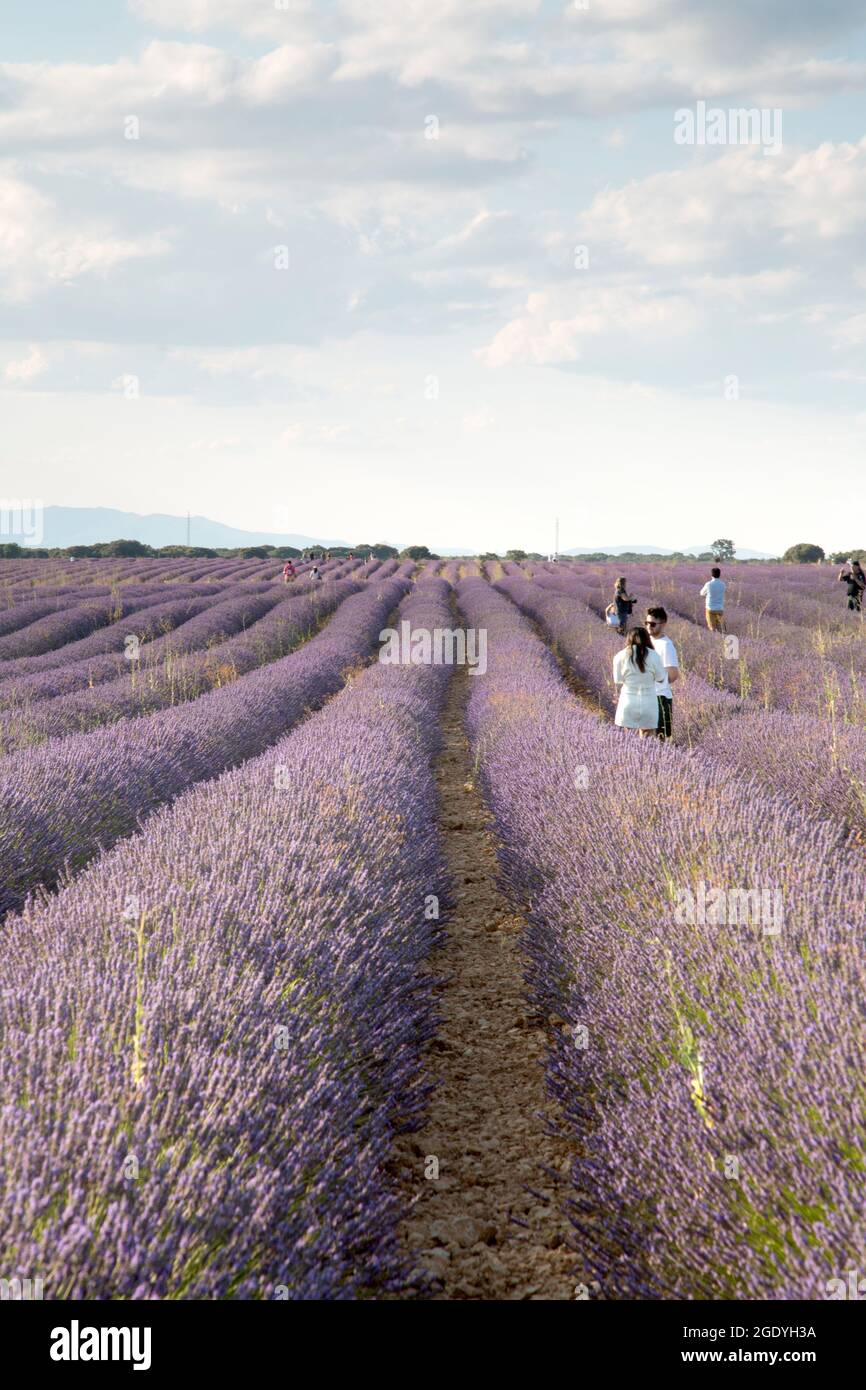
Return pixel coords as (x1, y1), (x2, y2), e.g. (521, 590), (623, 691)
(282, 561), (296, 583)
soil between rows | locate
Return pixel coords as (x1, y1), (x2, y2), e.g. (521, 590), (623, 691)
(391, 660), (580, 1300)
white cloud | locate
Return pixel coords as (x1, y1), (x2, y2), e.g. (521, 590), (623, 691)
(687, 269), (805, 301)
(463, 408), (496, 430)
(478, 284), (697, 366)
(0, 170), (170, 302)
(130, 0), (317, 41)
(834, 313), (866, 347)
(581, 141), (866, 267)
(188, 435), (242, 450)
(4, 344), (50, 383)
(279, 422), (352, 445)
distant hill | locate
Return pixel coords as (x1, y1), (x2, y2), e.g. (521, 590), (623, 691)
(39, 507), (353, 551)
(33, 507), (478, 555)
(24, 510), (773, 558)
(564, 542), (774, 560)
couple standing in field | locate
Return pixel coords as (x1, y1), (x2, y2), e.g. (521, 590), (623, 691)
(607, 567), (726, 740)
(612, 604), (678, 740)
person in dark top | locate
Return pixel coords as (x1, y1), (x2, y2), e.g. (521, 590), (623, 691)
(613, 577), (637, 635)
(838, 559), (865, 611)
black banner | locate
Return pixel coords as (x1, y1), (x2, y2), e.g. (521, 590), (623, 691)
(5, 1297), (856, 1377)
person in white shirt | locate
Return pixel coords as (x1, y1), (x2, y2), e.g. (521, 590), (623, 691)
(612, 627), (666, 736)
(699, 566), (726, 632)
(645, 606), (679, 741)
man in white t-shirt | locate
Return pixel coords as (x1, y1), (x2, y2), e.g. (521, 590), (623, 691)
(645, 606), (679, 741)
(699, 566), (727, 632)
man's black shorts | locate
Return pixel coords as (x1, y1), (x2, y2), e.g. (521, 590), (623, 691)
(658, 695), (673, 740)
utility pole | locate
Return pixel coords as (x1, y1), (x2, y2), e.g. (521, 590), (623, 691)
(186, 511), (190, 548)
(554, 515), (559, 561)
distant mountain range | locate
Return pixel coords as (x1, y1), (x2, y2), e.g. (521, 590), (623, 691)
(22, 508), (774, 559)
(564, 543), (775, 560)
(34, 507), (352, 551)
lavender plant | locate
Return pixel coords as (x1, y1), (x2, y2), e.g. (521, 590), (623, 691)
(457, 576), (866, 1300)
(0, 579), (452, 1298)
(0, 575), (410, 917)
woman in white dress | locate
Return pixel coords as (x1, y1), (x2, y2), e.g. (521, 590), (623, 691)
(613, 627), (666, 736)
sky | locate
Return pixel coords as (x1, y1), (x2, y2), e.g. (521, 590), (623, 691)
(1, 0), (866, 553)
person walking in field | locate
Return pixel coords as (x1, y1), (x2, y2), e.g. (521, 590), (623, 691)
(612, 577), (637, 636)
(645, 606), (679, 741)
(700, 566), (726, 631)
(282, 560), (296, 583)
(838, 559), (865, 611)
(613, 627), (666, 737)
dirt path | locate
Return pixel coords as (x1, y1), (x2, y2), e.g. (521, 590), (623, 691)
(392, 663), (580, 1300)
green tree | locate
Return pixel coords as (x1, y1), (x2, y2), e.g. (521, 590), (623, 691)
(154, 545), (217, 558)
(98, 539), (152, 557)
(354, 543), (398, 559)
(479, 552), (499, 561)
(399, 544), (432, 560)
(505, 548), (528, 562)
(783, 543), (825, 564)
(711, 538), (736, 561)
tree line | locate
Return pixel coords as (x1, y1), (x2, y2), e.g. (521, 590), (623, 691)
(0, 538), (854, 564)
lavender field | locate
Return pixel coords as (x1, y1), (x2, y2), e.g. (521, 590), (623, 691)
(0, 554), (863, 1302)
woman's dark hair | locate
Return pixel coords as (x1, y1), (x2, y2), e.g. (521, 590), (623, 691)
(626, 626), (653, 673)
(615, 576), (627, 590)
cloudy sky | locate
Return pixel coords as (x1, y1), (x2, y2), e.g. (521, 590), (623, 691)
(2, 0), (866, 552)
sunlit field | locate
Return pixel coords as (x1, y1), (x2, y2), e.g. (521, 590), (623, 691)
(0, 554), (862, 1302)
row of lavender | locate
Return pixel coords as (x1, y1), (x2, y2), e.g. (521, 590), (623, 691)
(458, 576), (866, 1299)
(0, 566), (411, 917)
(0, 577), (452, 1297)
(0, 559), (366, 711)
(0, 582), (356, 753)
(0, 583), (275, 678)
(540, 559), (854, 631)
(0, 556), (292, 609)
(505, 567), (866, 834)
(496, 574), (743, 746)
(0, 556), (355, 664)
(534, 561), (866, 706)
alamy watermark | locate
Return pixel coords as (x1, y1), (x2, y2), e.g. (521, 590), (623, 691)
(0, 498), (44, 547)
(826, 1270), (866, 1300)
(674, 880), (784, 935)
(379, 621), (487, 675)
(674, 101), (782, 156)
(1, 1275), (43, 1300)
(50, 1321), (151, 1371)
